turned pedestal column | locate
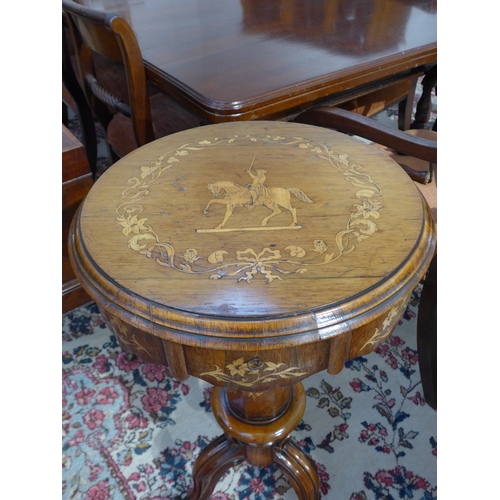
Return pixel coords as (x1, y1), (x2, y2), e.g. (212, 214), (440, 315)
(185, 384), (319, 500)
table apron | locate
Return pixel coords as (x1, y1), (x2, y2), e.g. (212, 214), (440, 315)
(97, 286), (414, 386)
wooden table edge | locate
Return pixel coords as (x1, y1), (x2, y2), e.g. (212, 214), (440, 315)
(69, 197), (435, 348)
(146, 44), (437, 122)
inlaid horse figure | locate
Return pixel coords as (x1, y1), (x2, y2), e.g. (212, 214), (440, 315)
(203, 179), (313, 230)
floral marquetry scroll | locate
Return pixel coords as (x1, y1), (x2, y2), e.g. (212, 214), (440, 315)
(200, 357), (309, 388)
(115, 133), (384, 284)
(360, 300), (410, 352)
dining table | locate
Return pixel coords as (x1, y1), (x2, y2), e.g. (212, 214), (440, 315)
(76, 0), (437, 124)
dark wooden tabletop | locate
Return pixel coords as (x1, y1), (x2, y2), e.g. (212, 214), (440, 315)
(78, 0), (437, 120)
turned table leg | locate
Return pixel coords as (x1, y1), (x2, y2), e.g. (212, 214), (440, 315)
(184, 382), (320, 500)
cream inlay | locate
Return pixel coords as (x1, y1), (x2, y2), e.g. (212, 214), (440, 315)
(115, 134), (383, 283)
(200, 357), (309, 388)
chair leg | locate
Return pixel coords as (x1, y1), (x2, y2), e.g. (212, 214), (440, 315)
(417, 253), (437, 410)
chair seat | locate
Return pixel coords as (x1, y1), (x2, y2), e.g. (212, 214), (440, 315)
(107, 92), (202, 157)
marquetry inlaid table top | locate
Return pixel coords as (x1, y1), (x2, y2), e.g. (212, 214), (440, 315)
(69, 121), (435, 500)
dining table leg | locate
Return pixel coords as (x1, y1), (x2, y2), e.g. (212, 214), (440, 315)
(411, 65), (437, 130)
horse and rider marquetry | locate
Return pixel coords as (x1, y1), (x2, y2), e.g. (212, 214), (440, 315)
(198, 158), (314, 233)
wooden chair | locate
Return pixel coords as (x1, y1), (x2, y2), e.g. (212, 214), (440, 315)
(62, 0), (202, 162)
(294, 107), (437, 410)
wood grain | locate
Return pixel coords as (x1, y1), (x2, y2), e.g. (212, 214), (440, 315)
(68, 121), (435, 499)
(75, 0), (437, 122)
(72, 122), (434, 340)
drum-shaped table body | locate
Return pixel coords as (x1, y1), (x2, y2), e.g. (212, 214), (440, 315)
(69, 122), (435, 499)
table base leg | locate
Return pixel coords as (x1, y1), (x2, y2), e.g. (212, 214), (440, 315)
(184, 383), (320, 500)
(273, 436), (320, 499)
(183, 434), (245, 500)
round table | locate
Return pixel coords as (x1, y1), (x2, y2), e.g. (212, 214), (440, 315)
(69, 121), (435, 499)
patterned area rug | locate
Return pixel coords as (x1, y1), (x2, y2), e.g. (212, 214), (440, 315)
(62, 288), (437, 500)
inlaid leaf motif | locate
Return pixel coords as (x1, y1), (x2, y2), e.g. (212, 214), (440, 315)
(208, 250), (228, 264)
(356, 189), (377, 198)
(323, 252), (335, 263)
(156, 243), (174, 260)
(263, 362), (287, 371)
(128, 233), (156, 251)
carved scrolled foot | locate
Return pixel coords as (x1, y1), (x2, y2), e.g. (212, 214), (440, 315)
(183, 434), (245, 500)
(273, 436), (320, 500)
